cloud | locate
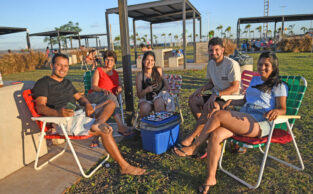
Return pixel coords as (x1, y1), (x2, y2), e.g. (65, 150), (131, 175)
(89, 23), (100, 28)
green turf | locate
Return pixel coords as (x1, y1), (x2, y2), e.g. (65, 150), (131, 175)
(3, 52), (313, 193)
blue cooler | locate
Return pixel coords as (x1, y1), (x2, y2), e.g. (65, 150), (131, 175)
(140, 113), (180, 154)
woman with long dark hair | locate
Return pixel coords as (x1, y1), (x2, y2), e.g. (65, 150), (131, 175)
(135, 51), (170, 117)
(173, 51), (288, 193)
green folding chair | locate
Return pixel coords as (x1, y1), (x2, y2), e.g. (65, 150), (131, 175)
(83, 71), (125, 124)
(219, 75), (307, 189)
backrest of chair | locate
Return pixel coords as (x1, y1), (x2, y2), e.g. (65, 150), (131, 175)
(164, 74), (182, 95)
(22, 89), (49, 132)
(241, 70), (260, 94)
(275, 76), (307, 130)
(83, 70), (95, 95)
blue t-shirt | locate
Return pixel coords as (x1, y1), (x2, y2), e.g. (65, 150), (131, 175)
(245, 76), (288, 112)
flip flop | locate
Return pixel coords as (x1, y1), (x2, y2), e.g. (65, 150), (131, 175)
(172, 147), (197, 158)
(176, 142), (188, 148)
(198, 184), (215, 194)
(117, 128), (135, 137)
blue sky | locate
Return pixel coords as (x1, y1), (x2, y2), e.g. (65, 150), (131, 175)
(1, 0), (313, 50)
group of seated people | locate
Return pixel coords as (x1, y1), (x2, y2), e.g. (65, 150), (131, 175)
(32, 37), (287, 193)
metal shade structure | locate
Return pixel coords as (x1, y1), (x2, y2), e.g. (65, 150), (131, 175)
(106, 0), (202, 69)
(237, 13), (313, 45)
(29, 30), (79, 51)
(0, 26), (31, 49)
(68, 33), (107, 49)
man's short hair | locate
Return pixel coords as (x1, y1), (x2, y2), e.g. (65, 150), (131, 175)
(104, 50), (117, 63)
(52, 53), (69, 65)
(208, 37), (224, 48)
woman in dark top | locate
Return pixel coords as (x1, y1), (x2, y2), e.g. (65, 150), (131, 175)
(135, 51), (169, 117)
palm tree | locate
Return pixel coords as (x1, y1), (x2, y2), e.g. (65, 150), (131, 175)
(153, 35), (158, 45)
(195, 33), (199, 42)
(225, 26), (231, 38)
(168, 33), (172, 46)
(245, 24), (251, 39)
(267, 30), (272, 38)
(288, 24), (295, 35)
(114, 35), (120, 46)
(250, 30), (254, 39)
(174, 34), (179, 46)
(256, 26), (262, 39)
(144, 34), (148, 44)
(300, 26), (307, 34)
(141, 37), (146, 44)
(161, 33), (166, 47)
(216, 25), (223, 37)
(243, 30), (248, 38)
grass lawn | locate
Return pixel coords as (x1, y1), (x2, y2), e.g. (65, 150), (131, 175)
(3, 52), (313, 193)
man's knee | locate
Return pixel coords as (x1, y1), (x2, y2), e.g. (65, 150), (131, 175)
(209, 130), (224, 144)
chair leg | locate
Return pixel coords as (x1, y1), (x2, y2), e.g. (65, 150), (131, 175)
(34, 122), (67, 170)
(219, 126), (276, 189)
(59, 124), (109, 178)
(258, 122), (304, 171)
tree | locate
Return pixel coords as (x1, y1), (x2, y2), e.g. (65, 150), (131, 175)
(288, 24), (295, 35)
(114, 35), (120, 46)
(153, 35), (158, 45)
(225, 26), (231, 38)
(216, 25), (223, 37)
(208, 30), (214, 39)
(243, 30), (248, 38)
(168, 33), (172, 46)
(188, 34), (192, 42)
(300, 26), (308, 34)
(174, 34), (179, 46)
(267, 30), (272, 38)
(161, 33), (166, 47)
(44, 21), (82, 48)
(256, 26), (262, 39)
(245, 24), (251, 39)
(250, 30), (254, 39)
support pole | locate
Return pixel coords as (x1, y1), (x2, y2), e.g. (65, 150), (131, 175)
(70, 37), (73, 49)
(105, 11), (111, 50)
(150, 23), (153, 48)
(118, 0), (134, 113)
(78, 33), (81, 48)
(26, 29), (31, 50)
(50, 36), (53, 50)
(237, 20), (240, 48)
(274, 21), (277, 41)
(200, 17), (202, 42)
(182, 0), (186, 69)
(133, 19), (137, 60)
(57, 31), (61, 52)
(96, 37), (99, 49)
(282, 16), (285, 39)
(193, 11), (196, 64)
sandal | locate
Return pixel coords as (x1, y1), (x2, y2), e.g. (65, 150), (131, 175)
(90, 139), (100, 148)
(198, 184), (214, 194)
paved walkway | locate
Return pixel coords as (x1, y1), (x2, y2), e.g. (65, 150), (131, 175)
(116, 62), (207, 72)
(0, 123), (123, 194)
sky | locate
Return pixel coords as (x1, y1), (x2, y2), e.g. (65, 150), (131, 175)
(1, 0), (313, 50)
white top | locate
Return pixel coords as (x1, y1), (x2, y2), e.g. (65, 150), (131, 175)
(206, 56), (241, 94)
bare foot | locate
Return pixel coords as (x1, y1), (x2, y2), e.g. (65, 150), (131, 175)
(120, 164), (146, 175)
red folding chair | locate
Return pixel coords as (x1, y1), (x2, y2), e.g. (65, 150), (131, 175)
(22, 89), (109, 178)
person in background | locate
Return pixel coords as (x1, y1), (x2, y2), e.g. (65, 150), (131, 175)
(174, 51), (288, 193)
(45, 47), (50, 58)
(86, 49), (98, 70)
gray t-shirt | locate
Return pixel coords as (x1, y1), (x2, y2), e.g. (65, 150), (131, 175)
(206, 56), (241, 94)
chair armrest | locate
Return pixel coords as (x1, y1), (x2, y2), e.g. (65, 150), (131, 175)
(276, 115), (301, 119)
(31, 117), (72, 125)
(273, 115), (301, 124)
(220, 94), (244, 101)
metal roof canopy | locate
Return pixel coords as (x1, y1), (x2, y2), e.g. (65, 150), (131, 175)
(105, 0), (202, 69)
(236, 13), (313, 45)
(0, 27), (31, 49)
(68, 33), (107, 48)
(29, 30), (79, 51)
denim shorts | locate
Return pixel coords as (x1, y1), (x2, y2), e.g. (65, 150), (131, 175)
(240, 104), (272, 137)
(87, 91), (121, 114)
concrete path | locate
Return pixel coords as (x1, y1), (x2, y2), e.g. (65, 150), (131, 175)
(0, 123), (123, 194)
